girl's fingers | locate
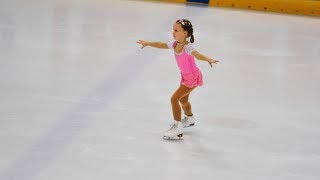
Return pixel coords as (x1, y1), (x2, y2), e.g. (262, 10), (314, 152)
(209, 59), (219, 67)
(137, 40), (145, 49)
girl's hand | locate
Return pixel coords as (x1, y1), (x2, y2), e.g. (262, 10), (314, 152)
(208, 59), (219, 68)
(137, 40), (149, 49)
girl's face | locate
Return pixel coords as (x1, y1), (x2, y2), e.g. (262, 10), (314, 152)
(172, 23), (188, 42)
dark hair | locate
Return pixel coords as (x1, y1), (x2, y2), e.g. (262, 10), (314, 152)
(176, 19), (194, 43)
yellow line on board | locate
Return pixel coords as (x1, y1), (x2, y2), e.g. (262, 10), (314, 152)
(210, 0), (320, 16)
(138, 0), (320, 16)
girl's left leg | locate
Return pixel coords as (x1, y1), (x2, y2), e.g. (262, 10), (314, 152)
(170, 85), (195, 121)
(180, 93), (193, 116)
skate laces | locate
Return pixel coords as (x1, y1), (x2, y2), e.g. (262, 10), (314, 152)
(182, 116), (189, 123)
(168, 122), (177, 132)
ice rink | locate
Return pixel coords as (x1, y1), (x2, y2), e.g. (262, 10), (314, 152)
(0, 0), (320, 179)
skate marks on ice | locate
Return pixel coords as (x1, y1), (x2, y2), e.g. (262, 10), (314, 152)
(0, 39), (159, 180)
(208, 116), (258, 130)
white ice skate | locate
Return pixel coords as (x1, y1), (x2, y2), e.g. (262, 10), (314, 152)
(182, 115), (195, 128)
(163, 121), (183, 140)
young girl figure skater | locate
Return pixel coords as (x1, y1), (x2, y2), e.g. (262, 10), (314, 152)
(137, 19), (219, 139)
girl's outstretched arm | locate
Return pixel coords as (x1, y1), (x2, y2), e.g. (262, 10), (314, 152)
(191, 50), (219, 68)
(137, 40), (169, 49)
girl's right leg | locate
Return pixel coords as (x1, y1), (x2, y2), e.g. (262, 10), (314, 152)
(164, 85), (194, 139)
(163, 85), (194, 139)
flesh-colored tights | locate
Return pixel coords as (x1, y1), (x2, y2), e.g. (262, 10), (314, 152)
(171, 84), (195, 121)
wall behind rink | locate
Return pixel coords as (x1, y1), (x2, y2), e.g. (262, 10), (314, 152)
(141, 0), (320, 16)
(210, 0), (320, 16)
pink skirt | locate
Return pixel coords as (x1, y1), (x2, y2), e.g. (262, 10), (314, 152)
(180, 70), (203, 88)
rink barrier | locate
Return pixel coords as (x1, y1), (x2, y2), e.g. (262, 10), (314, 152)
(141, 0), (187, 3)
(140, 0), (320, 16)
(210, 0), (320, 16)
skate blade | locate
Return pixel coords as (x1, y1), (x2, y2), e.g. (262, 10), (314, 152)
(163, 134), (183, 140)
(184, 123), (195, 128)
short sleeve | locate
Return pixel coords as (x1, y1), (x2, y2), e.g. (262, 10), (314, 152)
(167, 40), (176, 49)
(185, 43), (196, 55)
